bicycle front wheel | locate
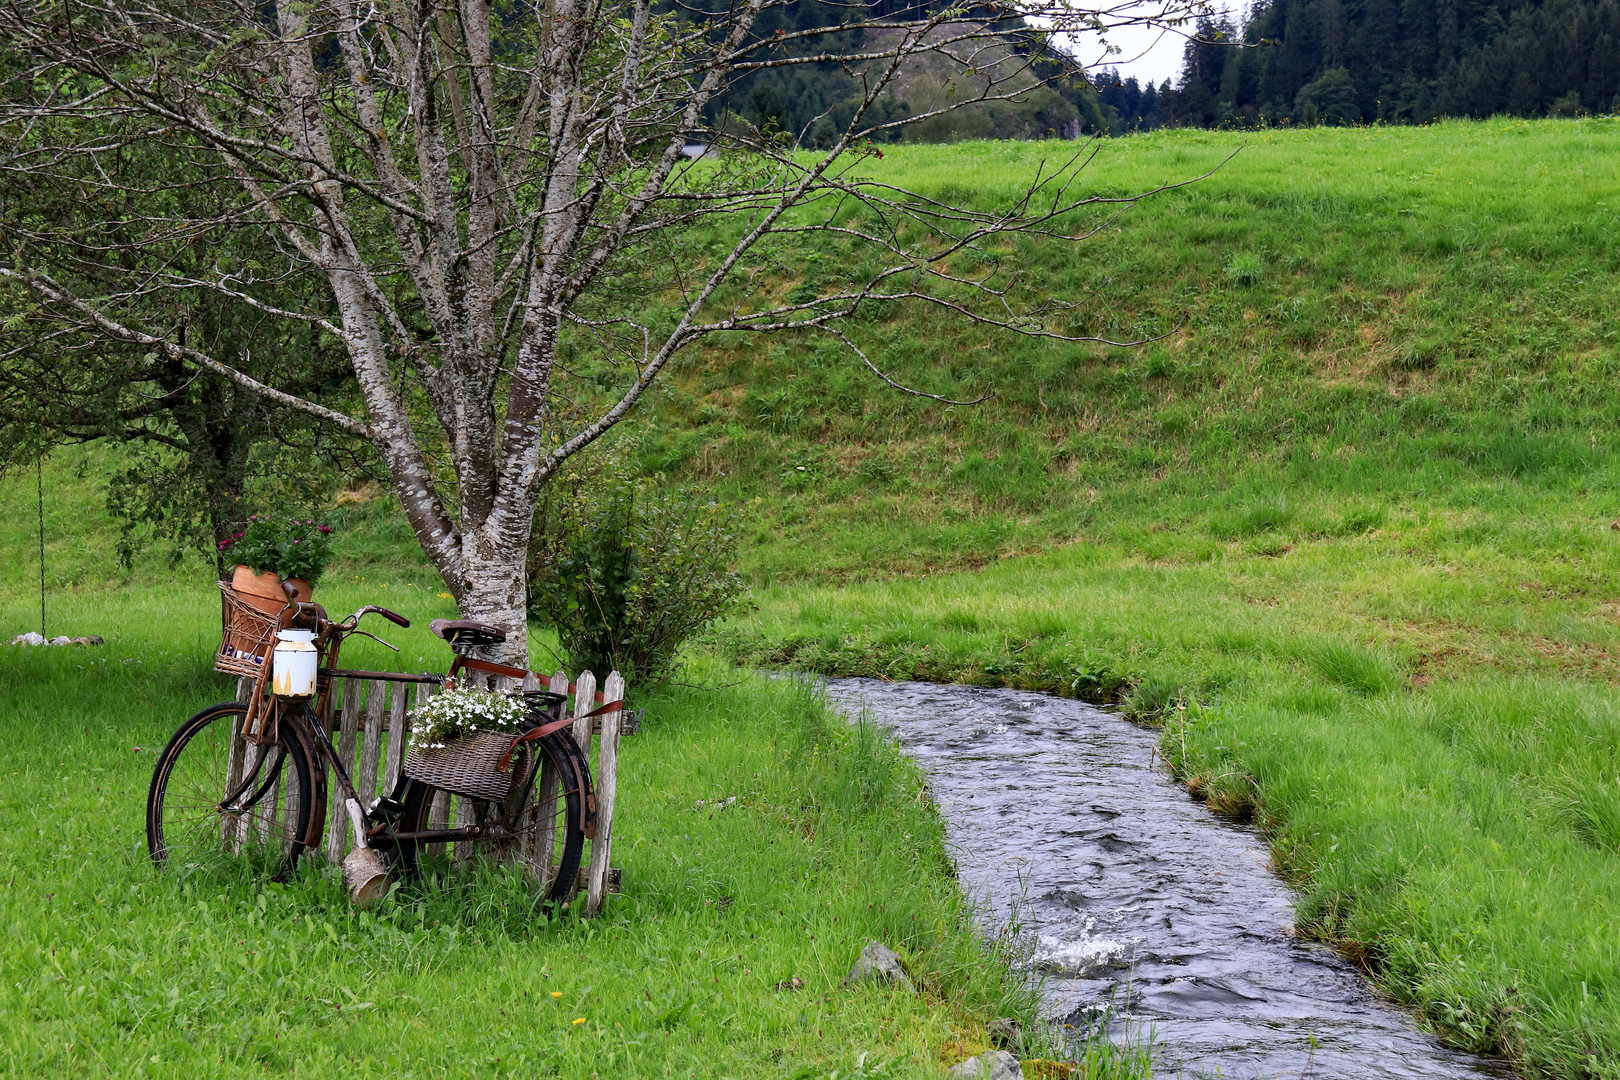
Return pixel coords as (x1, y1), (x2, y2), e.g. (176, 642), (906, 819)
(147, 701), (320, 881)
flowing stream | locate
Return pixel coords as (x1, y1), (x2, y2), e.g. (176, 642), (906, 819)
(822, 678), (1511, 1080)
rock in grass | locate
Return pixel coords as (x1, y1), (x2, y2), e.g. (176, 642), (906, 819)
(841, 940), (914, 992)
(947, 1050), (1023, 1080)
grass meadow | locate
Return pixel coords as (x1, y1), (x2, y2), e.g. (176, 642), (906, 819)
(5, 115), (1620, 1078)
(653, 118), (1620, 1077)
(0, 453), (1131, 1079)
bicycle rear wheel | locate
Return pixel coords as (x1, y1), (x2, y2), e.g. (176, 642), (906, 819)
(147, 701), (320, 881)
(390, 729), (587, 904)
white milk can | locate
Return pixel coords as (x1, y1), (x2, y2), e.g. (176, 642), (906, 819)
(272, 629), (319, 698)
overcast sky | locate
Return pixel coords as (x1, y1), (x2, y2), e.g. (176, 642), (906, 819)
(1069, 4), (1246, 89)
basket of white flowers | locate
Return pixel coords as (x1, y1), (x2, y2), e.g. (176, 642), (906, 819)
(404, 686), (529, 802)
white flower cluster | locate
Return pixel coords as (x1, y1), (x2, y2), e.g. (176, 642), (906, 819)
(410, 686), (525, 749)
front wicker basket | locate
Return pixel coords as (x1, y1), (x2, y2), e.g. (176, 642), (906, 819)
(215, 583), (280, 678)
(404, 729), (523, 803)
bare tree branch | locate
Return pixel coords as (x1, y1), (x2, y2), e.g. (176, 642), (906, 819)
(0, 0), (1214, 660)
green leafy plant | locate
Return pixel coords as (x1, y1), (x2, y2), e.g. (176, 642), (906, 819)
(409, 686), (525, 748)
(528, 448), (747, 685)
(219, 515), (336, 582)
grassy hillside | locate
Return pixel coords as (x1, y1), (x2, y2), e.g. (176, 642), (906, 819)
(5, 117), (1620, 1077)
(647, 118), (1620, 1078)
(657, 119), (1620, 627)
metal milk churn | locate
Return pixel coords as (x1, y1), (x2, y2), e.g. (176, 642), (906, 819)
(271, 629), (319, 699)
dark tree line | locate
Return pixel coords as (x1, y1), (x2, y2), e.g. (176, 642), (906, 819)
(1106, 0), (1620, 131)
(695, 0), (1116, 143)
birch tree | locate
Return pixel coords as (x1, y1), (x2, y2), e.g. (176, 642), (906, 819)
(0, 0), (1209, 663)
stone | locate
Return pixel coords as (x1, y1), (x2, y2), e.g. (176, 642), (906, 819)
(841, 940), (914, 992)
(986, 1018), (1022, 1049)
(10, 632), (45, 646)
(947, 1050), (1023, 1080)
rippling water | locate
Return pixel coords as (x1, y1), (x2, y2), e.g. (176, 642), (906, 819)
(821, 678), (1511, 1080)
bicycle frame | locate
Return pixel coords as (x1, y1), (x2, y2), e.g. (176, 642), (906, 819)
(225, 606), (596, 857)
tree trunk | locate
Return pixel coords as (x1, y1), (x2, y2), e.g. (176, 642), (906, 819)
(456, 542), (531, 668)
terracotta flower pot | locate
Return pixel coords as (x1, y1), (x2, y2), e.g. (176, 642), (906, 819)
(230, 565), (312, 616)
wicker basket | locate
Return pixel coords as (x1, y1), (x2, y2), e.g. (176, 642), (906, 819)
(405, 729), (525, 803)
(215, 583), (281, 678)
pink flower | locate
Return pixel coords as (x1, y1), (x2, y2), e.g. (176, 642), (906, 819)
(318, 525), (332, 535)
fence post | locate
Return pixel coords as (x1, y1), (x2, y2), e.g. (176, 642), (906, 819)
(359, 678), (386, 806)
(383, 681), (410, 796)
(531, 670), (569, 885)
(587, 670), (624, 914)
(327, 678), (362, 861)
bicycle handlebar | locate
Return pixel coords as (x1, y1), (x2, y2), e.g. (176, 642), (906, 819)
(337, 604), (411, 631)
(368, 606), (411, 628)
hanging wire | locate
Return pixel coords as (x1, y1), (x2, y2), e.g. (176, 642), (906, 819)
(37, 455), (46, 638)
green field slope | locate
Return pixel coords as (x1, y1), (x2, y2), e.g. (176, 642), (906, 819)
(650, 119), (1620, 1077)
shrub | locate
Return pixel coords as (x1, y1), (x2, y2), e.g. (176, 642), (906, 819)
(527, 450), (746, 685)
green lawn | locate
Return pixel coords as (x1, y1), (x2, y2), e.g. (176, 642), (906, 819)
(0, 454), (1132, 1079)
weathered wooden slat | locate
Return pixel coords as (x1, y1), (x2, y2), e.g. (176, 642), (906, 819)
(326, 677), (363, 861)
(531, 669), (569, 885)
(258, 745), (279, 844)
(359, 679), (385, 804)
(225, 679), (252, 847)
(454, 793), (476, 866)
(384, 680), (409, 794)
(570, 670), (597, 894)
(236, 743), (262, 847)
(282, 749), (300, 854)
(571, 669), (596, 751)
(517, 672), (545, 880)
(415, 682), (449, 856)
(587, 670), (624, 914)
(430, 790), (451, 856)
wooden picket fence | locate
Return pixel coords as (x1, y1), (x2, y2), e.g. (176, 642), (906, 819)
(231, 667), (631, 914)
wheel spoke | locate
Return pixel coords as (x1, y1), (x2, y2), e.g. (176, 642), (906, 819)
(149, 704), (311, 882)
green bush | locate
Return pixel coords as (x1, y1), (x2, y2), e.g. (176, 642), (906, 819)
(527, 453), (746, 685)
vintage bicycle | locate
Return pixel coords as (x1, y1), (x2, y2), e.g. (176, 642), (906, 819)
(145, 582), (608, 906)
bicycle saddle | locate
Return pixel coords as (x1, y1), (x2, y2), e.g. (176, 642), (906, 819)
(429, 619), (508, 649)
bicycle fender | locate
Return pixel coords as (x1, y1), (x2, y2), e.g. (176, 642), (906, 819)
(287, 719), (328, 853)
(553, 731), (598, 840)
